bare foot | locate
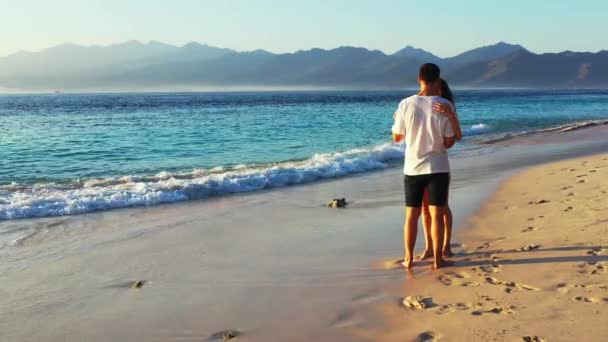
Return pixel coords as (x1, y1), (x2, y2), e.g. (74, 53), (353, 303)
(417, 249), (433, 260)
(402, 257), (414, 269)
(433, 259), (454, 270)
(443, 249), (454, 258)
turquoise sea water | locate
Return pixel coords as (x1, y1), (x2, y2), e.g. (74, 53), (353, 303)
(1, 90), (607, 219)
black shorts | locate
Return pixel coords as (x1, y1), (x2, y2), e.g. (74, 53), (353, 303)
(404, 173), (450, 207)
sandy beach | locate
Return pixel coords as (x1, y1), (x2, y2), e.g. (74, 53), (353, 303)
(4, 2), (608, 341)
(0, 126), (607, 341)
(361, 153), (608, 342)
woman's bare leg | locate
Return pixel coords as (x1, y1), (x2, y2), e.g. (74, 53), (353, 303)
(443, 206), (453, 258)
(442, 174), (454, 258)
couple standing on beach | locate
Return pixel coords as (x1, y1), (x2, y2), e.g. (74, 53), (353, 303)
(392, 63), (463, 270)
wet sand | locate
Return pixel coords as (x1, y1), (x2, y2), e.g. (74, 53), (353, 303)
(0, 165), (483, 341)
(362, 153), (608, 342)
(0, 127), (607, 341)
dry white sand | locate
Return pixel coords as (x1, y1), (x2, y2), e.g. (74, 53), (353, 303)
(360, 153), (608, 342)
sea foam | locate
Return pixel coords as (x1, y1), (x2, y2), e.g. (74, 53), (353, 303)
(0, 143), (404, 220)
(463, 123), (492, 135)
(478, 119), (608, 144)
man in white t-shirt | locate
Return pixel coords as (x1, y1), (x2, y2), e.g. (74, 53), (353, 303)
(392, 63), (456, 269)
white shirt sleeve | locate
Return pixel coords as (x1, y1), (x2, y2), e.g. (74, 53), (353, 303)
(391, 100), (406, 135)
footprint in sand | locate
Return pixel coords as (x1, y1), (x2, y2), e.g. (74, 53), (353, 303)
(438, 271), (479, 287)
(473, 295), (496, 306)
(461, 281), (482, 287)
(562, 185), (573, 190)
(476, 237), (506, 250)
(528, 199), (550, 205)
(478, 295), (494, 301)
(490, 253), (506, 262)
(563, 206), (574, 212)
(471, 305), (516, 316)
(485, 277), (539, 292)
(590, 169), (597, 173)
(572, 296), (601, 303)
(473, 251), (507, 263)
(577, 261), (606, 274)
(594, 262), (607, 272)
(521, 226), (537, 233)
(577, 179), (587, 183)
(523, 336), (547, 342)
(416, 331), (439, 342)
(438, 272), (464, 285)
(436, 302), (471, 315)
(576, 174), (587, 178)
(472, 264), (502, 275)
(556, 283), (570, 294)
(556, 282), (608, 294)
(206, 330), (241, 341)
(586, 248), (608, 256)
(518, 244), (541, 251)
(574, 283), (608, 290)
(477, 242), (491, 249)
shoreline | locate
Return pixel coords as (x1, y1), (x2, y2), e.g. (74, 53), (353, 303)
(1, 126), (607, 341)
(360, 152), (608, 342)
(2, 118), (608, 222)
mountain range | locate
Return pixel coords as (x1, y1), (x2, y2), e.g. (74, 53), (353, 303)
(1, 41), (607, 91)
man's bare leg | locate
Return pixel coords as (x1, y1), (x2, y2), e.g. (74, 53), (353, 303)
(429, 205), (448, 269)
(443, 206), (454, 258)
(419, 191), (433, 260)
(403, 207), (421, 269)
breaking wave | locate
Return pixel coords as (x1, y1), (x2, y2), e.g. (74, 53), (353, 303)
(0, 143), (405, 220)
(477, 119), (608, 144)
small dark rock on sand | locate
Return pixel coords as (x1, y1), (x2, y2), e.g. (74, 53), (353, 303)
(207, 330), (241, 341)
(105, 280), (148, 289)
(403, 296), (437, 310)
(328, 198), (348, 208)
(131, 280), (146, 289)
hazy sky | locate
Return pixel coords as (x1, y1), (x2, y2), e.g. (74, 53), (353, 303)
(2, 0), (607, 57)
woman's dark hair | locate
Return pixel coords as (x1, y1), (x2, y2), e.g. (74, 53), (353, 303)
(439, 78), (454, 105)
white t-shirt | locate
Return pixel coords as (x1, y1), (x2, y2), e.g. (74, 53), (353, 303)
(392, 95), (455, 176)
